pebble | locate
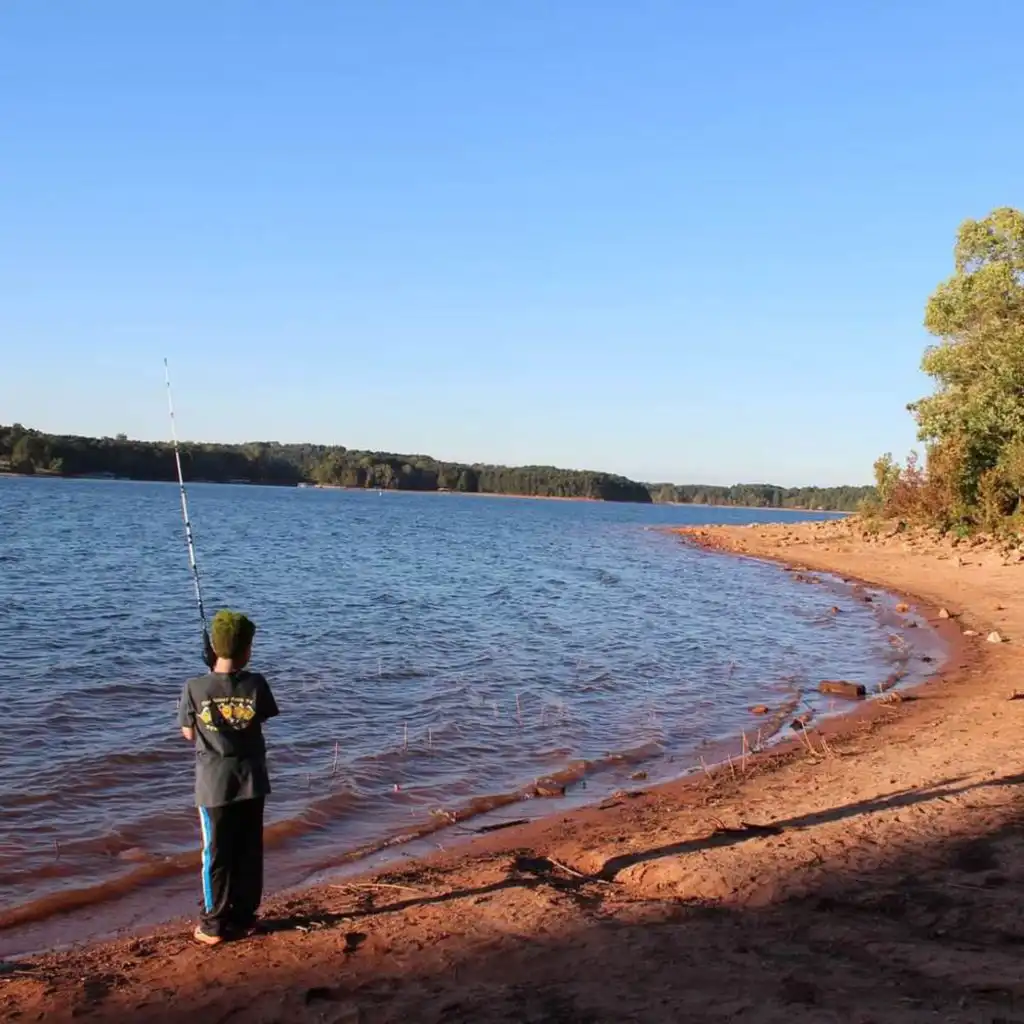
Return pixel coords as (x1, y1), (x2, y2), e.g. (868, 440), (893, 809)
(938, 608), (952, 619)
(988, 631), (1005, 644)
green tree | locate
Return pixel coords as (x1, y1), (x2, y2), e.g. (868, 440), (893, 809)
(872, 453), (901, 507)
(10, 435), (36, 474)
(911, 207), (1024, 521)
(437, 466), (460, 490)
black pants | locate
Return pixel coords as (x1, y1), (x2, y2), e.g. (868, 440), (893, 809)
(197, 797), (265, 936)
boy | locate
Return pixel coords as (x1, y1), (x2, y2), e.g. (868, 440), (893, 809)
(177, 609), (279, 945)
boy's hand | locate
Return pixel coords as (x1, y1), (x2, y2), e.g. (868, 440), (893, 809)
(203, 630), (216, 670)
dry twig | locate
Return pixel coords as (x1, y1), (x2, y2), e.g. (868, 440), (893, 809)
(329, 881), (425, 895)
(547, 857), (617, 886)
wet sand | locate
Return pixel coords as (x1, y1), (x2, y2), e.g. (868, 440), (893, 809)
(3, 517), (1024, 1023)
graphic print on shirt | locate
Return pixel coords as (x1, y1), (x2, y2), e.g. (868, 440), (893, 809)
(197, 696), (257, 731)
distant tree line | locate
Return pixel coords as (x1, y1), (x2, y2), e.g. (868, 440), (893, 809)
(0, 425), (650, 502)
(648, 483), (872, 512)
(0, 424), (871, 510)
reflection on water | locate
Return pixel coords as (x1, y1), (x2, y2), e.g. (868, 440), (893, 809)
(0, 479), (936, 953)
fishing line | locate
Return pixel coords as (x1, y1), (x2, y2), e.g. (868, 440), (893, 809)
(164, 357), (213, 665)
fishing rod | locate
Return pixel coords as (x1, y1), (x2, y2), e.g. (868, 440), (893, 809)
(164, 358), (214, 667)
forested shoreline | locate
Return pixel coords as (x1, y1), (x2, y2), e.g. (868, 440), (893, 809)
(867, 207), (1024, 536)
(648, 482), (871, 511)
(0, 424), (870, 509)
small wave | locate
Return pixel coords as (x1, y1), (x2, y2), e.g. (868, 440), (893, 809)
(0, 747), (182, 809)
(0, 851), (195, 932)
(73, 678), (153, 699)
(0, 836), (158, 887)
(277, 789), (363, 835)
(353, 667), (432, 683)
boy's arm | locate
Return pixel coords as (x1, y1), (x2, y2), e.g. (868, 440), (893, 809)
(177, 682), (196, 742)
(257, 676), (280, 722)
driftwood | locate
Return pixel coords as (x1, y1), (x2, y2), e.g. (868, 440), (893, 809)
(818, 680), (866, 700)
(709, 817), (784, 837)
(474, 818), (529, 834)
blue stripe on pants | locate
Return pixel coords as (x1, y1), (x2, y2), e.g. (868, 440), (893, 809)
(198, 807), (214, 913)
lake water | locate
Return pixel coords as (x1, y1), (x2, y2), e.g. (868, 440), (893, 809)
(0, 478), (938, 954)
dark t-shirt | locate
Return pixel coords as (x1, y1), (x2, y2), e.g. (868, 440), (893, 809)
(177, 670), (280, 808)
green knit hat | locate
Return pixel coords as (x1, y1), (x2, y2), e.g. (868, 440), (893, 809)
(210, 609), (256, 660)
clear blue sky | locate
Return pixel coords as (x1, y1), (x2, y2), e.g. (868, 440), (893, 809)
(2, 2), (1021, 486)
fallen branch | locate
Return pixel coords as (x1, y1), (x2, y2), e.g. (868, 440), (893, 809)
(329, 881), (425, 895)
(547, 857), (617, 886)
(474, 818), (530, 834)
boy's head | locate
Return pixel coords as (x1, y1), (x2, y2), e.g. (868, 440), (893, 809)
(209, 609), (256, 667)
